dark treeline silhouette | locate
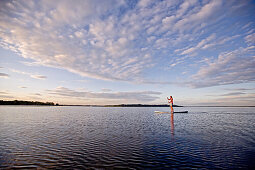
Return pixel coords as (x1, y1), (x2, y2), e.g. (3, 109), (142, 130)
(0, 100), (58, 106)
(0, 100), (183, 107)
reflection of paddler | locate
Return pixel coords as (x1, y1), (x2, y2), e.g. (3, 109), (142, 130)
(167, 96), (174, 113)
(170, 111), (174, 136)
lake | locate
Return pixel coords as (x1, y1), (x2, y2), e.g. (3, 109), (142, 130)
(0, 106), (254, 169)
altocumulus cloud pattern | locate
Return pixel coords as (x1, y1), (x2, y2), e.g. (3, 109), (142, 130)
(0, 0), (254, 88)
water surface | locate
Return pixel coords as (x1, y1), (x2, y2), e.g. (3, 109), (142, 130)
(0, 106), (254, 169)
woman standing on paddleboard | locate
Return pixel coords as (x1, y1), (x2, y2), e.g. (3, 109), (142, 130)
(167, 96), (174, 113)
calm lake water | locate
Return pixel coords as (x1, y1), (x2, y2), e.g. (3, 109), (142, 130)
(0, 106), (255, 169)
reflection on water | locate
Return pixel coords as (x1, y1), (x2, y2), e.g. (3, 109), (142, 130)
(170, 113), (174, 137)
(0, 106), (255, 169)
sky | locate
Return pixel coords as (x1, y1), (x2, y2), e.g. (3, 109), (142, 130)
(0, 0), (255, 106)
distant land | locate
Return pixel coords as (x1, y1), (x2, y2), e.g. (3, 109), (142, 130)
(1, 100), (254, 107)
(0, 100), (182, 107)
(0, 100), (57, 106)
(104, 104), (182, 107)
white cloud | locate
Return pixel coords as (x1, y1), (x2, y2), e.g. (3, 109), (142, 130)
(47, 86), (161, 102)
(214, 93), (255, 106)
(0, 0), (253, 86)
(176, 0), (198, 17)
(202, 35), (241, 50)
(0, 0), (155, 81)
(0, 91), (13, 99)
(220, 92), (246, 96)
(245, 33), (255, 46)
(9, 69), (47, 80)
(184, 92), (255, 106)
(137, 0), (152, 8)
(242, 22), (253, 30)
(180, 33), (216, 55)
(101, 88), (112, 92)
(174, 0), (222, 32)
(178, 34), (241, 56)
(223, 88), (255, 91)
(74, 31), (84, 38)
(30, 75), (47, 80)
(191, 46), (255, 88)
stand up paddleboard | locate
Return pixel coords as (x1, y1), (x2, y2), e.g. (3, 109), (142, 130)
(174, 111), (188, 113)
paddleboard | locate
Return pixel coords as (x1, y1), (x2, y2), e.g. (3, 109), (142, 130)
(174, 111), (188, 113)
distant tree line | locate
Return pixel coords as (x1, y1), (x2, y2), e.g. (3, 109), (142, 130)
(0, 100), (182, 107)
(0, 100), (59, 106)
(104, 104), (182, 107)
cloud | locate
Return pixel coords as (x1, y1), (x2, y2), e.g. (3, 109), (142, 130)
(30, 75), (47, 80)
(180, 33), (216, 55)
(220, 92), (246, 96)
(242, 22), (253, 30)
(137, 0), (153, 8)
(0, 95), (13, 99)
(215, 93), (255, 106)
(0, 91), (8, 94)
(223, 88), (255, 91)
(187, 93), (255, 106)
(0, 0), (253, 85)
(191, 46), (255, 88)
(47, 86), (161, 102)
(0, 0), (148, 81)
(245, 33), (255, 46)
(178, 34), (241, 56)
(176, 0), (198, 18)
(174, 0), (222, 32)
(201, 35), (241, 50)
(33, 93), (42, 96)
(20, 61), (42, 67)
(0, 91), (13, 99)
(138, 80), (181, 86)
(101, 88), (112, 92)
(0, 73), (9, 78)
(9, 69), (28, 75)
(10, 69), (46, 80)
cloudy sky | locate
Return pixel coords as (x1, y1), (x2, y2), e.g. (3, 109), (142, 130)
(0, 0), (255, 106)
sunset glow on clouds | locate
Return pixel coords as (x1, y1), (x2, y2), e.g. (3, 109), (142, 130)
(0, 0), (255, 105)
